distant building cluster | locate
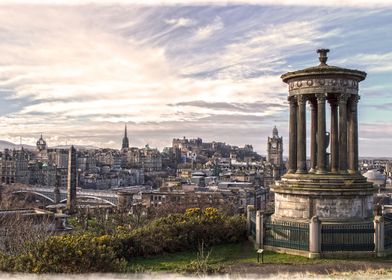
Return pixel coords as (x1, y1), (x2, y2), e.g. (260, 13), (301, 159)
(0, 125), (288, 213)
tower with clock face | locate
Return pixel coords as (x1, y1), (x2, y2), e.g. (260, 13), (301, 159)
(267, 126), (283, 167)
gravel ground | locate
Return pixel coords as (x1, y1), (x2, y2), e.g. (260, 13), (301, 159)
(226, 261), (392, 278)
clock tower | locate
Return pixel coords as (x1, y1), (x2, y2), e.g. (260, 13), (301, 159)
(267, 126), (283, 167)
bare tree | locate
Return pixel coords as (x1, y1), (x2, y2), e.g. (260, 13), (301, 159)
(0, 213), (54, 255)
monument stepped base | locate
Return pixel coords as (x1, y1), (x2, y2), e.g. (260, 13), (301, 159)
(271, 173), (375, 222)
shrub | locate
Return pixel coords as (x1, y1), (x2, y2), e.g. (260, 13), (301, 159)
(116, 208), (246, 260)
(0, 208), (246, 273)
(0, 253), (14, 272)
(10, 234), (125, 273)
(185, 208), (202, 216)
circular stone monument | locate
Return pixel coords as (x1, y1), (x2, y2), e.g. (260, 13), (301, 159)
(271, 49), (375, 223)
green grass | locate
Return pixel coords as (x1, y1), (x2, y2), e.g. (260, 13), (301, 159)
(126, 241), (335, 272)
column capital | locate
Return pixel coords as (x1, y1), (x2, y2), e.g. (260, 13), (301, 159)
(288, 95), (297, 104)
(297, 95), (307, 105)
(351, 94), (360, 104)
(349, 95), (360, 111)
(315, 93), (326, 102)
(338, 93), (350, 103)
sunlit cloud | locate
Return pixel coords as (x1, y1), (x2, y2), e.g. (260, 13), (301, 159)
(336, 52), (392, 73)
(0, 3), (391, 156)
(165, 17), (195, 27)
(194, 16), (224, 41)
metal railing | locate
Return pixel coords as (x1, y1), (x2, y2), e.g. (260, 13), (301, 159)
(321, 223), (374, 251)
(385, 219), (392, 249)
(264, 220), (309, 251)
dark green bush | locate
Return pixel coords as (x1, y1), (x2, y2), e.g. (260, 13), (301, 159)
(10, 234), (125, 273)
(0, 208), (246, 273)
(0, 253), (14, 272)
(115, 208), (246, 260)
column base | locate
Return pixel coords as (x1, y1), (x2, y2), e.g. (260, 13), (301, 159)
(339, 170), (349, 175)
(296, 169), (308, 174)
(287, 169), (296, 174)
(308, 252), (320, 259)
(377, 251), (387, 257)
(348, 169), (358, 175)
(316, 169), (327, 175)
(309, 168), (316, 173)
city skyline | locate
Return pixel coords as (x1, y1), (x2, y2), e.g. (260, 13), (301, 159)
(0, 1), (391, 156)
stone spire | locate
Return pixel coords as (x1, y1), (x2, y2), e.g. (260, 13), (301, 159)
(272, 125), (279, 138)
(122, 124), (129, 149)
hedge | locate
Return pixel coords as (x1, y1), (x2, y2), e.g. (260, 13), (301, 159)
(0, 208), (246, 273)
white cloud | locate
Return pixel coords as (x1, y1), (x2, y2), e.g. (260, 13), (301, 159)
(1, 0), (392, 8)
(336, 52), (392, 73)
(194, 16), (224, 41)
(165, 17), (194, 27)
(0, 5), (288, 150)
(182, 21), (341, 79)
(0, 4), (391, 157)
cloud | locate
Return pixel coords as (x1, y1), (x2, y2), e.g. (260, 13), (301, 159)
(0, 5), (290, 152)
(1, 0), (392, 8)
(338, 52), (392, 73)
(165, 17), (194, 27)
(181, 21), (342, 79)
(170, 100), (286, 115)
(194, 16), (224, 41)
(0, 4), (391, 157)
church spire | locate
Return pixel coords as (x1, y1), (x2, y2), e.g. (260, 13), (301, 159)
(122, 124), (129, 150)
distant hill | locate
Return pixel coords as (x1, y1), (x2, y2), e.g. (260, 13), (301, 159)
(0, 140), (35, 151)
(0, 140), (99, 151)
(51, 145), (99, 150)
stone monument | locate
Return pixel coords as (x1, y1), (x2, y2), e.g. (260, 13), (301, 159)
(272, 49), (375, 223)
(67, 145), (77, 214)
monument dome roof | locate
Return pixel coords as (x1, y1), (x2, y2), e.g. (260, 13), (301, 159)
(36, 135), (46, 145)
(281, 49), (366, 83)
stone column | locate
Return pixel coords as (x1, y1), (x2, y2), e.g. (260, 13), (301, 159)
(309, 99), (317, 173)
(67, 145), (77, 214)
(329, 99), (339, 173)
(296, 95), (307, 174)
(338, 93), (349, 173)
(316, 93), (327, 174)
(288, 96), (297, 173)
(309, 216), (321, 258)
(374, 216), (385, 257)
(256, 211), (264, 249)
(246, 205), (255, 235)
(54, 173), (61, 204)
(348, 95), (360, 174)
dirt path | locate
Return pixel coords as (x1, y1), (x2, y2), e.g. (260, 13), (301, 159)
(226, 261), (392, 275)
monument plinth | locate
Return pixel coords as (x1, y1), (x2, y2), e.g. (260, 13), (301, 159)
(271, 49), (375, 223)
